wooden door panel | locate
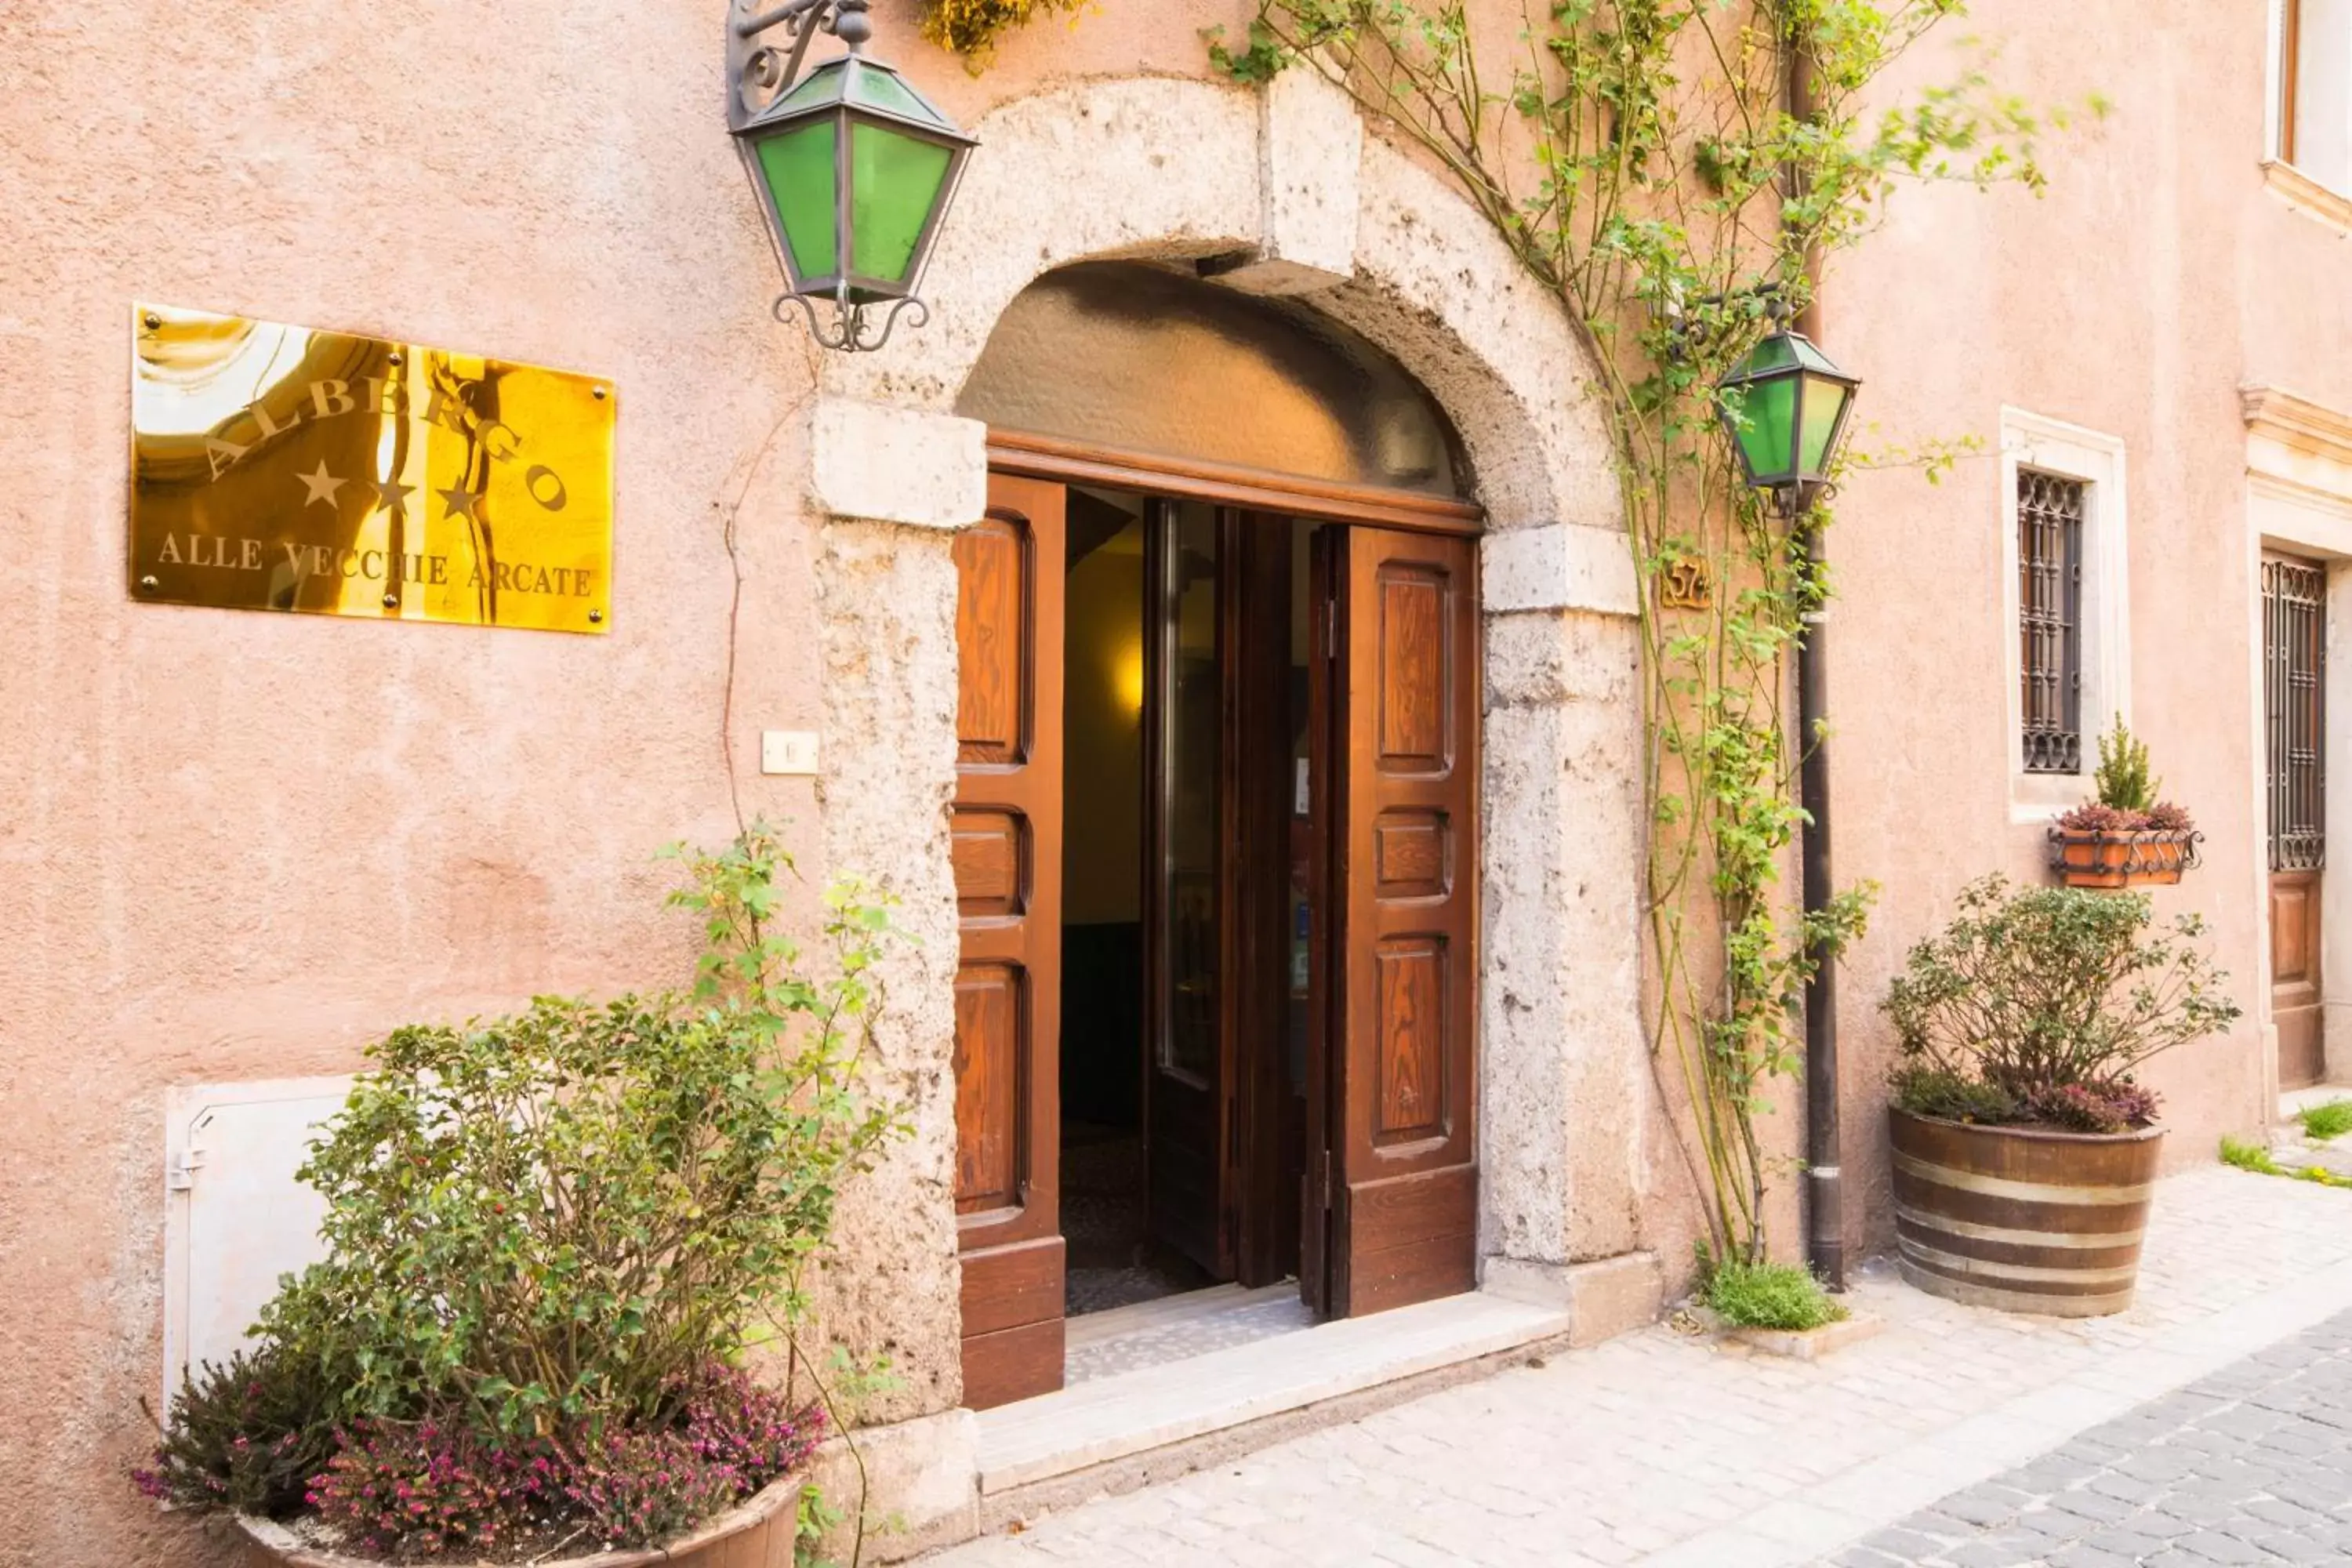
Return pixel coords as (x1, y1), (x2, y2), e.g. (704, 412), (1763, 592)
(1374, 936), (1447, 1143)
(1324, 527), (1479, 1319)
(1376, 566), (1450, 769)
(2274, 869), (2324, 1088)
(1339, 1165), (1480, 1315)
(950, 810), (1025, 919)
(953, 474), (1066, 1409)
(2273, 879), (2317, 993)
(956, 517), (1031, 764)
(952, 964), (1025, 1214)
(1373, 810), (1450, 899)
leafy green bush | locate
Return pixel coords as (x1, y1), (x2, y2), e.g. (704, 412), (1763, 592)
(2299, 1099), (2352, 1142)
(140, 826), (898, 1556)
(1704, 1258), (1847, 1333)
(1885, 875), (2241, 1133)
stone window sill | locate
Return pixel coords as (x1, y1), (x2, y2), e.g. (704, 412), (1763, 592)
(2262, 159), (2352, 236)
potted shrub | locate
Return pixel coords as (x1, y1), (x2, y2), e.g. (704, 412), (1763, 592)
(135, 828), (902, 1566)
(1883, 874), (2241, 1317)
(2049, 717), (2200, 888)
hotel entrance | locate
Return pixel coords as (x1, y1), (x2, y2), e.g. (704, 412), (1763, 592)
(945, 263), (1483, 1409)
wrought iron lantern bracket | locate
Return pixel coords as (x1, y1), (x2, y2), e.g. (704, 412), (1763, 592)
(728, 0), (864, 135)
(728, 0), (971, 353)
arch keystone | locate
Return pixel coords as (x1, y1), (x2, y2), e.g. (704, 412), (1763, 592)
(1213, 65), (1364, 296)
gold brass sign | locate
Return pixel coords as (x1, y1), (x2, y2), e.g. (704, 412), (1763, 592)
(130, 304), (615, 633)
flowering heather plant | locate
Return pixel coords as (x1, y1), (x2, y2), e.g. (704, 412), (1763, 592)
(2055, 801), (2143, 833)
(554, 1365), (826, 1548)
(133, 1346), (339, 1517)
(2022, 1080), (2162, 1135)
(2053, 800), (2197, 836)
(307, 1370), (824, 1561)
(308, 1421), (558, 1560)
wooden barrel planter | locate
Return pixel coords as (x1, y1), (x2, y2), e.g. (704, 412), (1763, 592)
(235, 1471), (803, 1568)
(1889, 1108), (2164, 1317)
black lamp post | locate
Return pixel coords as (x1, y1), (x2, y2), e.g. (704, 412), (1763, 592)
(728, 0), (977, 352)
(1715, 303), (1860, 1292)
(1715, 324), (1860, 516)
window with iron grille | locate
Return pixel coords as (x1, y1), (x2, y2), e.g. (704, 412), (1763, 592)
(2017, 471), (2085, 775)
(2264, 557), (2326, 872)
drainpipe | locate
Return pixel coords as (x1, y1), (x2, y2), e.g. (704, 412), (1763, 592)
(1788, 34), (1845, 1293)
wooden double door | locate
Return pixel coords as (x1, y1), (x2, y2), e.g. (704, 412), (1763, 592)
(949, 466), (1481, 1410)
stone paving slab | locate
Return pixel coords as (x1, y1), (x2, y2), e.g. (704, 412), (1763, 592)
(916, 1168), (2352, 1567)
(1824, 1308), (2352, 1568)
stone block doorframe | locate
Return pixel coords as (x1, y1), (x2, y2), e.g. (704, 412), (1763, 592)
(797, 68), (1658, 1419)
(2246, 387), (2352, 1097)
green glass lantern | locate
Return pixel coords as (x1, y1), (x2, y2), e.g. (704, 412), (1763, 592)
(728, 0), (975, 352)
(1715, 327), (1860, 514)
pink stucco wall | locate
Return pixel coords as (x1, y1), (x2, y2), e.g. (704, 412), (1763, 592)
(0, 0), (2331, 1562)
(1829, 0), (2341, 1254)
(1, 3), (837, 1559)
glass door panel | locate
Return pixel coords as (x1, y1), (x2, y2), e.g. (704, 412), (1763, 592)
(1160, 501), (1221, 1087)
(1146, 500), (1229, 1276)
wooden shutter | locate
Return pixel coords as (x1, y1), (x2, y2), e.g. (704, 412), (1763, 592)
(952, 473), (1066, 1409)
(1323, 525), (1479, 1316)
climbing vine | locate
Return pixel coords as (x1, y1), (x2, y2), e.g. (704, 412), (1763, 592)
(1214, 1), (2084, 1265)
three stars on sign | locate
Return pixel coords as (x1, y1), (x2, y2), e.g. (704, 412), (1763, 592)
(294, 461), (479, 519)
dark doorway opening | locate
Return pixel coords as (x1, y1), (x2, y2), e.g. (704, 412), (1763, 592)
(1058, 487), (1320, 1319)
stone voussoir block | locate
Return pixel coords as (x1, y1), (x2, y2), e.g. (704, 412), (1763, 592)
(808, 396), (987, 531)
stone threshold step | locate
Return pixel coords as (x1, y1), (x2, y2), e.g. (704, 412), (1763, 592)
(975, 1289), (1570, 1494)
(1062, 1280), (1299, 1352)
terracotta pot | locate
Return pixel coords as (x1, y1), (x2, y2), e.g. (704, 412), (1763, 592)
(2048, 827), (2197, 889)
(1889, 1108), (2164, 1318)
(235, 1472), (802, 1568)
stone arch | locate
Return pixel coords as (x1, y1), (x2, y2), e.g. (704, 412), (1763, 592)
(819, 72), (1620, 539)
(804, 71), (1660, 1408)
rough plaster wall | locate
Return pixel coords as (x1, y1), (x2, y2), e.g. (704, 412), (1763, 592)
(811, 519), (969, 1422)
(0, 2), (838, 1561)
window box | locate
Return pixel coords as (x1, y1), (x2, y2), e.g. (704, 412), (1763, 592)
(2046, 826), (2202, 890)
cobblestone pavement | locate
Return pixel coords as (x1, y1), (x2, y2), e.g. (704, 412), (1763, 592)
(1826, 1309), (2352, 1567)
(920, 1168), (2352, 1568)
